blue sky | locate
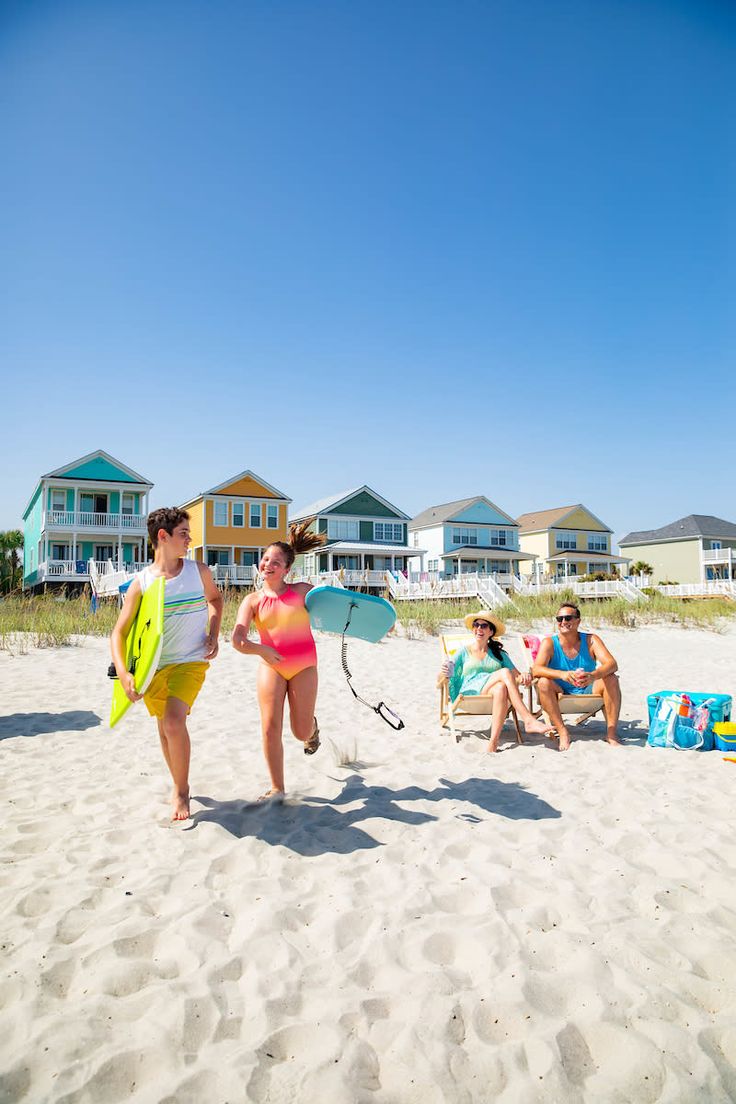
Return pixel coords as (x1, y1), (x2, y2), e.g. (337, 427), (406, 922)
(2, 0), (734, 544)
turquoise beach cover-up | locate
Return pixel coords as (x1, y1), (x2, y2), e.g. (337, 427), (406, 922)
(449, 647), (515, 703)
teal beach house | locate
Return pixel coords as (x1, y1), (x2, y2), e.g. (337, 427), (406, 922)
(22, 450), (153, 592)
(290, 486), (420, 587)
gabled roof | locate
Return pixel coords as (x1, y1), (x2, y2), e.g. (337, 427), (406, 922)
(24, 450), (152, 516)
(516, 504), (611, 534)
(619, 514), (736, 545)
(43, 449), (152, 486)
(291, 486), (410, 522)
(410, 496), (518, 529)
(181, 470), (290, 507)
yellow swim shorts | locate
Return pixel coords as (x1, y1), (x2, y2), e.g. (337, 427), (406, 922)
(143, 662), (209, 719)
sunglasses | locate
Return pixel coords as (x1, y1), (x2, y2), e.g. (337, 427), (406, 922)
(556, 614), (578, 623)
(472, 621), (493, 630)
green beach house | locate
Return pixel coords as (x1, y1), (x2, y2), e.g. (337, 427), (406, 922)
(619, 515), (736, 584)
(290, 486), (418, 586)
(23, 450), (153, 592)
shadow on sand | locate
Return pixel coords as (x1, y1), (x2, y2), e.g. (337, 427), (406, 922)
(0, 711), (101, 741)
(187, 774), (561, 855)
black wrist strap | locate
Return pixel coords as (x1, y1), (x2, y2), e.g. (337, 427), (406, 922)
(340, 604), (404, 731)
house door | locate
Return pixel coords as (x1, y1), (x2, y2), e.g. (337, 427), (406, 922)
(95, 545), (114, 561)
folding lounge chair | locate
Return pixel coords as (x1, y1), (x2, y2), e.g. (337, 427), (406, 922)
(439, 632), (523, 745)
(522, 634), (606, 730)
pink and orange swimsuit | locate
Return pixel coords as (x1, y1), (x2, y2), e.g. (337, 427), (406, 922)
(253, 586), (317, 680)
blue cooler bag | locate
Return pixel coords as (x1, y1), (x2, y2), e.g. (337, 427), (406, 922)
(647, 691), (731, 751)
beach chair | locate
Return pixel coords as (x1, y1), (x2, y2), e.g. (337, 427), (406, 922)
(522, 635), (606, 730)
(438, 633), (522, 745)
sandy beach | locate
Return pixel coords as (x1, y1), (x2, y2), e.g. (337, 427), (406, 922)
(1, 622), (736, 1103)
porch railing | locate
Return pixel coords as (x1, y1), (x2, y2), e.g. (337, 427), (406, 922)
(659, 581), (736, 599)
(703, 548), (735, 563)
(45, 511), (147, 530)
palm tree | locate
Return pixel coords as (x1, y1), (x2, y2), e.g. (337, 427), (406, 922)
(630, 560), (653, 577)
(0, 529), (23, 593)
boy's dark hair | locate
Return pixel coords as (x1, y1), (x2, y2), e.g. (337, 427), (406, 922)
(147, 507), (190, 548)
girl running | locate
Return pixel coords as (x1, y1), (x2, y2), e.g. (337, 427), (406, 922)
(232, 524), (324, 800)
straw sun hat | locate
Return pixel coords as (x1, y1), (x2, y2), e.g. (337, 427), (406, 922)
(464, 611), (506, 637)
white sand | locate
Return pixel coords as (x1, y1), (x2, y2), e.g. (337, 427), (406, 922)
(1, 623), (736, 1103)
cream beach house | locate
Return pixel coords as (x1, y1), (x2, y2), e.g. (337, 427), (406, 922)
(516, 504), (628, 580)
(619, 515), (736, 584)
(408, 496), (534, 584)
(22, 450), (152, 592)
(290, 487), (418, 586)
(181, 470), (291, 585)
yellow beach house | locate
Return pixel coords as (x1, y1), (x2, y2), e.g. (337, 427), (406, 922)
(181, 470), (290, 585)
(619, 515), (736, 585)
(516, 504), (628, 581)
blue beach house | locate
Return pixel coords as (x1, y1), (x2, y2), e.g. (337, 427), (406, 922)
(23, 450), (153, 592)
(408, 496), (535, 583)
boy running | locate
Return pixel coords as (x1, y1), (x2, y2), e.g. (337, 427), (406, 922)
(111, 507), (222, 820)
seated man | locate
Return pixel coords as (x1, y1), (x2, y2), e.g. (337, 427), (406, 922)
(532, 602), (621, 750)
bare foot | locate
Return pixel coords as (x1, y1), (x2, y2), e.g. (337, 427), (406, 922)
(172, 789), (190, 821)
(257, 788), (285, 804)
(487, 738), (501, 753)
(606, 733), (622, 746)
(524, 717), (556, 736)
(558, 732), (571, 752)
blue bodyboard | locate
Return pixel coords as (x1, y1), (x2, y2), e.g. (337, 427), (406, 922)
(305, 586), (396, 643)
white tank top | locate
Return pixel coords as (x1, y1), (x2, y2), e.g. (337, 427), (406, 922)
(138, 559), (208, 665)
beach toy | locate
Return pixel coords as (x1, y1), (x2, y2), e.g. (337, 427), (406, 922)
(713, 722), (736, 754)
(305, 586), (404, 730)
(109, 577), (165, 727)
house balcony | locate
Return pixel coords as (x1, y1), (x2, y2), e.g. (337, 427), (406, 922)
(43, 511), (147, 532)
(703, 548), (735, 564)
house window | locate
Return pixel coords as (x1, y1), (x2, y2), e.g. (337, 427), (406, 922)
(232, 503), (244, 527)
(335, 555), (359, 569)
(213, 501), (228, 526)
(80, 493), (94, 514)
(589, 563), (603, 574)
(374, 522), (403, 542)
(267, 505), (279, 529)
(327, 519), (359, 540)
(51, 489), (66, 512)
(51, 544), (70, 561)
(587, 536), (608, 552)
(240, 550), (258, 567)
(555, 534), (577, 550)
(250, 504), (262, 527)
(207, 550), (230, 566)
(413, 532), (419, 547)
(95, 545), (114, 561)
(122, 493), (135, 515)
(452, 527), (478, 546)
(428, 559), (439, 572)
(489, 529), (508, 547)
(711, 541), (722, 550)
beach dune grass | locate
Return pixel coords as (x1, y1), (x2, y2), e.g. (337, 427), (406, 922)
(0, 588), (733, 652)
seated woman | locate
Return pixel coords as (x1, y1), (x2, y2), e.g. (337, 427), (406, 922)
(438, 611), (554, 752)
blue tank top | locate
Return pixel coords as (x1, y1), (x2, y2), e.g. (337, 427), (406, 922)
(551, 633), (596, 694)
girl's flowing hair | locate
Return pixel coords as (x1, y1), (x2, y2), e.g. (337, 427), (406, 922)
(266, 517), (327, 569)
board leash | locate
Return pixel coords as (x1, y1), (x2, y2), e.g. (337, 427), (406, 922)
(340, 603), (404, 730)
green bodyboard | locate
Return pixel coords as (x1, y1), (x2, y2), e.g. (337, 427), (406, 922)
(110, 576), (165, 728)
